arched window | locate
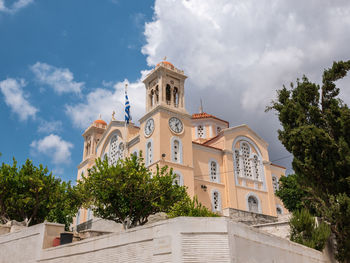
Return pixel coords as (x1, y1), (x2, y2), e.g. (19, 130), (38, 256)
(247, 195), (259, 213)
(212, 190), (221, 212)
(272, 175), (279, 193)
(108, 135), (119, 166)
(233, 137), (265, 188)
(150, 89), (154, 107)
(173, 87), (179, 107)
(173, 140), (180, 162)
(146, 141), (152, 165)
(209, 160), (219, 183)
(155, 85), (159, 104)
(197, 125), (204, 138)
(173, 172), (184, 186)
(166, 84), (171, 105)
(241, 142), (252, 178)
(171, 137), (182, 163)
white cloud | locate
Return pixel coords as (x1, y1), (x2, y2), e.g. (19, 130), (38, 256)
(37, 119), (63, 134)
(65, 71), (149, 129)
(31, 62), (84, 94)
(0, 78), (38, 121)
(141, 0), (350, 166)
(30, 134), (73, 165)
(0, 0), (33, 13)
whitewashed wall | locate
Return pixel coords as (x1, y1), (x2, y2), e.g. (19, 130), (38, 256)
(0, 218), (332, 263)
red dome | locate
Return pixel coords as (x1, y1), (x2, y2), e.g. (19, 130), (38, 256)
(156, 61), (174, 68)
(93, 119), (107, 125)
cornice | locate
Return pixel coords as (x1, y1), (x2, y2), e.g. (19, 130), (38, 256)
(139, 105), (191, 123)
(223, 124), (269, 148)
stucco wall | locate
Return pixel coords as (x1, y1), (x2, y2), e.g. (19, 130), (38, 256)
(0, 217), (332, 263)
(0, 222), (64, 263)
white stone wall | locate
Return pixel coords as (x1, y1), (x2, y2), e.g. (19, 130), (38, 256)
(0, 223), (64, 263)
(0, 218), (333, 263)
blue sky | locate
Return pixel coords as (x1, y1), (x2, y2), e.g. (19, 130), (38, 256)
(0, 0), (154, 181)
(1, 0), (350, 182)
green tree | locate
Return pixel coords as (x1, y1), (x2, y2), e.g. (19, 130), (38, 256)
(0, 158), (81, 229)
(276, 174), (309, 212)
(80, 155), (187, 230)
(290, 208), (331, 251)
(267, 60), (350, 262)
(167, 195), (219, 218)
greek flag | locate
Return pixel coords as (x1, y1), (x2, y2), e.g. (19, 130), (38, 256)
(125, 89), (131, 124)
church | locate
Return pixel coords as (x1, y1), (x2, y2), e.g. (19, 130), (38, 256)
(75, 61), (286, 225)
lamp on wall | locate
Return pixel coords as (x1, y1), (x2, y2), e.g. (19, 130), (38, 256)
(161, 153), (166, 158)
(201, 184), (207, 191)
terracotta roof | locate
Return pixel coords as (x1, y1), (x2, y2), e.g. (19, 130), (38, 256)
(93, 119), (107, 126)
(156, 61), (174, 69)
(271, 163), (286, 169)
(192, 112), (229, 126)
(203, 134), (221, 145)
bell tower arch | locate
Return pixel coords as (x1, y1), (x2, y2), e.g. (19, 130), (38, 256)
(143, 60), (187, 114)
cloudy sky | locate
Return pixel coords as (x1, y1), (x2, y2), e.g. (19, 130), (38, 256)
(1, 0), (349, 181)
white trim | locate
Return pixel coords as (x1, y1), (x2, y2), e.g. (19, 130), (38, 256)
(245, 192), (262, 213)
(145, 138), (153, 166)
(208, 158), (220, 183)
(101, 129), (123, 159)
(196, 124), (206, 139)
(232, 136), (267, 190)
(173, 170), (184, 186)
(211, 189), (222, 212)
(171, 136), (183, 164)
(144, 118), (155, 138)
(272, 174), (279, 193)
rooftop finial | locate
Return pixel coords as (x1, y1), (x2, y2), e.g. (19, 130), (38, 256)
(112, 110), (116, 121)
(199, 98), (203, 113)
(163, 56), (167, 61)
(99, 113), (102, 119)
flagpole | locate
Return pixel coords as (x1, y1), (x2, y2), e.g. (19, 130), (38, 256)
(124, 83), (129, 158)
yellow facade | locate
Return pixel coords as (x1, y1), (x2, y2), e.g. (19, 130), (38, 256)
(75, 61), (287, 225)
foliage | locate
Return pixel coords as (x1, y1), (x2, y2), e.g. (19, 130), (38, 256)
(0, 158), (81, 229)
(290, 209), (331, 251)
(80, 155), (187, 229)
(276, 174), (311, 213)
(167, 195), (219, 218)
(267, 60), (350, 262)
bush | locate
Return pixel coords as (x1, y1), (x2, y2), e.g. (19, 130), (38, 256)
(167, 195), (219, 218)
(290, 208), (331, 251)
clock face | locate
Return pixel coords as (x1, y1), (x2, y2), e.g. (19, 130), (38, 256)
(169, 117), (183, 134)
(144, 118), (155, 137)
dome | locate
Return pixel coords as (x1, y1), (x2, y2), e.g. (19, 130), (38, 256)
(156, 61), (174, 69)
(93, 119), (107, 126)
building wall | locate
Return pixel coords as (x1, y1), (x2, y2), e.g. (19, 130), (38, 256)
(0, 223), (64, 263)
(1, 218), (332, 263)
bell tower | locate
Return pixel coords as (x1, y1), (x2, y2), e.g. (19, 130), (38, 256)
(143, 60), (187, 114)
